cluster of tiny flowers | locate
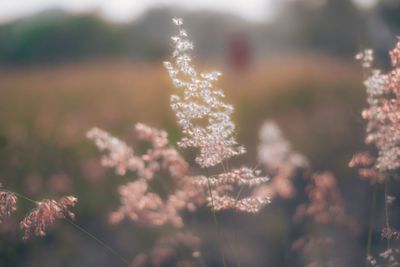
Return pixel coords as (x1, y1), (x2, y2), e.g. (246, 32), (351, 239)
(368, 255), (380, 267)
(380, 249), (400, 267)
(109, 177), (203, 228)
(164, 18), (271, 213)
(390, 38), (400, 69)
(135, 122), (168, 149)
(134, 123), (190, 179)
(353, 40), (400, 173)
(192, 167), (269, 187)
(20, 196), (77, 240)
(210, 195), (271, 213)
(87, 124), (188, 179)
(1, 184), (77, 240)
(254, 123), (352, 265)
(87, 127), (145, 176)
(0, 185), (17, 222)
(291, 172), (356, 266)
(387, 195), (396, 204)
(255, 121), (308, 199)
(164, 17), (245, 168)
(355, 49), (374, 68)
(191, 167), (271, 212)
(354, 40), (400, 267)
(89, 123), (205, 228)
(132, 233), (201, 267)
(295, 172), (349, 225)
(110, 179), (183, 227)
(349, 152), (385, 183)
(368, 249), (400, 267)
(257, 121), (308, 171)
(192, 168), (271, 213)
(382, 227), (400, 241)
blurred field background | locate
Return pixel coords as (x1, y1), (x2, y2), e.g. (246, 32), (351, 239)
(0, 0), (400, 266)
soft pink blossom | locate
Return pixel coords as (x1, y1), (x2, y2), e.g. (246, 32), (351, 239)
(20, 196), (77, 240)
(0, 187), (17, 222)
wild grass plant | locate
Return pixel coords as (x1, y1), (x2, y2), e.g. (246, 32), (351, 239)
(0, 17), (399, 267)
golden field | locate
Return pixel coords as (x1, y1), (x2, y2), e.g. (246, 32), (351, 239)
(0, 57), (369, 266)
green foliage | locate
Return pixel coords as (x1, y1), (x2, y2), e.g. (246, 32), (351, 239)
(1, 1), (399, 65)
(0, 11), (128, 64)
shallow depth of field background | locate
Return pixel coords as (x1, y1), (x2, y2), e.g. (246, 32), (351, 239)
(0, 0), (399, 266)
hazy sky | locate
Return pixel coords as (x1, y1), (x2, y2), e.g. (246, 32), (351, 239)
(0, 0), (378, 24)
(0, 0), (279, 23)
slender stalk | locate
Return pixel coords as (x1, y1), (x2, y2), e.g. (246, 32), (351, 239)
(231, 179), (245, 267)
(205, 169), (227, 267)
(384, 181), (391, 250)
(365, 185), (377, 267)
(220, 160), (242, 267)
(6, 189), (131, 267)
(7, 190), (37, 204)
(66, 219), (131, 266)
(231, 220), (242, 267)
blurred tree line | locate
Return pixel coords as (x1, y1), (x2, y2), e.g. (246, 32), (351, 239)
(0, 0), (398, 65)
